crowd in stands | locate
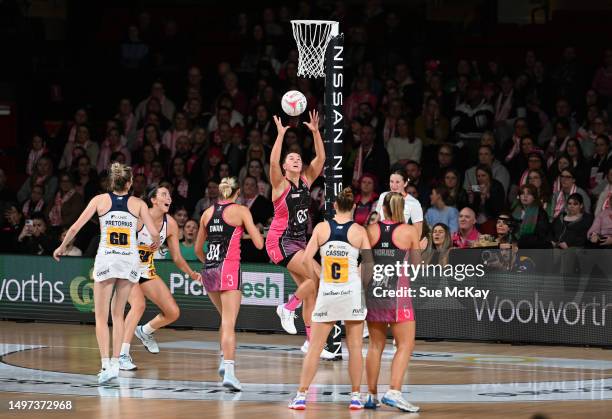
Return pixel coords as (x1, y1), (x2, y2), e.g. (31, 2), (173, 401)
(1, 3), (612, 263)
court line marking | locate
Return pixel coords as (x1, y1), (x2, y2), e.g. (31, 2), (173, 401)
(2, 343), (612, 403)
(6, 343), (612, 378)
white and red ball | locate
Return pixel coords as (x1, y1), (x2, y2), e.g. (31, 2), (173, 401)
(281, 90), (307, 117)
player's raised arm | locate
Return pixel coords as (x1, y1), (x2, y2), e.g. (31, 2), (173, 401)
(270, 115), (289, 189)
(304, 110), (325, 185)
(53, 195), (100, 261)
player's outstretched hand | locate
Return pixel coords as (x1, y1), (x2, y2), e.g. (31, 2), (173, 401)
(190, 270), (202, 283)
(303, 110), (320, 132)
(53, 246), (64, 262)
(273, 115), (289, 136)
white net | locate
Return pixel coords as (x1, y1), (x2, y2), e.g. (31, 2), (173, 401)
(291, 20), (337, 78)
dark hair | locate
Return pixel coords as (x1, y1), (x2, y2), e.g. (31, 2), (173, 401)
(518, 183), (539, 205)
(596, 134), (610, 147)
(335, 187), (354, 212)
(555, 117), (571, 131)
(391, 169), (409, 184)
(145, 185), (165, 207)
(567, 192), (583, 206)
(30, 211), (47, 224)
(560, 166), (576, 179)
(475, 164), (493, 181)
(433, 184), (450, 204)
(478, 144), (494, 155)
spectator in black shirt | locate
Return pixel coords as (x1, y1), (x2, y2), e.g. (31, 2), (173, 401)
(17, 212), (57, 255)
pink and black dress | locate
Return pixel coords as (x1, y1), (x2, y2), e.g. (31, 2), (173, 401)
(266, 176), (310, 267)
(202, 201), (244, 292)
(365, 220), (415, 323)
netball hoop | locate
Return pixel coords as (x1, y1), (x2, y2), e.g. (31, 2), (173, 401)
(291, 20), (339, 78)
(291, 19), (345, 360)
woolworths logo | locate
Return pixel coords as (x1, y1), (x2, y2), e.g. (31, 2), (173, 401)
(70, 271), (94, 312)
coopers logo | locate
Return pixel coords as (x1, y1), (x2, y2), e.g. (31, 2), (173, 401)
(169, 271), (284, 307)
(474, 293), (612, 326)
(0, 273), (64, 304)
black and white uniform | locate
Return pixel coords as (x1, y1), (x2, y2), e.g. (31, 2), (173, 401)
(93, 193), (140, 282)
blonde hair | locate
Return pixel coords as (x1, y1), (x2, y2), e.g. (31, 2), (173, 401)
(335, 187), (354, 212)
(219, 176), (240, 199)
(109, 162), (133, 192)
(383, 192), (405, 223)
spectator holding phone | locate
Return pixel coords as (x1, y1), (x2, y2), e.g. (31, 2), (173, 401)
(587, 204), (612, 248)
(17, 212), (57, 255)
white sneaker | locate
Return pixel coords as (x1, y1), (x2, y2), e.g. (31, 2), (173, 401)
(119, 354), (137, 371)
(222, 371), (242, 391)
(300, 340), (337, 360)
(97, 362), (119, 384)
(135, 325), (159, 353)
(276, 304), (297, 334)
(381, 389), (420, 413)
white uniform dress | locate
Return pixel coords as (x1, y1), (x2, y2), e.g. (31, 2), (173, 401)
(93, 193), (140, 282)
(137, 215), (168, 281)
(375, 191), (423, 225)
(312, 219), (366, 322)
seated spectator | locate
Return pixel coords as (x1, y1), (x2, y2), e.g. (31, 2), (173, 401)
(422, 223), (452, 265)
(135, 81), (176, 125)
(500, 117), (529, 162)
(492, 74), (526, 144)
(375, 170), (424, 237)
(544, 117), (572, 166)
(451, 81), (494, 158)
(452, 207), (481, 248)
(387, 117), (423, 165)
(428, 143), (455, 186)
(551, 193), (593, 248)
(345, 76), (378, 120)
(505, 135), (539, 186)
(132, 173), (147, 199)
(59, 227), (82, 256)
(72, 155), (98, 203)
(26, 134), (48, 176)
(550, 167), (591, 220)
(495, 212), (517, 249)
(514, 168), (552, 218)
(425, 185), (459, 234)
(594, 165), (612, 215)
(380, 98), (404, 145)
(21, 184), (46, 219)
(170, 157), (189, 206)
(140, 123), (171, 166)
(463, 144), (510, 196)
(163, 111), (191, 156)
(59, 125), (99, 170)
(238, 176), (273, 263)
(350, 125), (390, 191)
(538, 97), (578, 147)
(47, 173), (84, 229)
(587, 205), (612, 249)
(405, 160), (431, 207)
(467, 165), (506, 234)
(170, 218), (199, 261)
(192, 179), (220, 220)
(17, 212), (57, 255)
(589, 135), (611, 193)
(241, 159), (271, 198)
(18, 155), (57, 205)
(0, 204), (23, 253)
(115, 98), (137, 149)
(97, 127), (131, 172)
(549, 154), (572, 193)
(174, 135), (195, 173)
(511, 184), (551, 248)
(171, 206), (189, 241)
(353, 173), (379, 226)
(414, 97), (449, 151)
(565, 138), (590, 189)
(443, 168), (469, 210)
(133, 144), (157, 181)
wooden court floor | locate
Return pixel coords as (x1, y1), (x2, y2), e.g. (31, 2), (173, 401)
(1, 320), (611, 418)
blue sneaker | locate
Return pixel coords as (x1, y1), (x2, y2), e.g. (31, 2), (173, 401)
(364, 393), (380, 409)
(349, 392), (363, 410)
(381, 390), (420, 413)
(288, 392), (307, 410)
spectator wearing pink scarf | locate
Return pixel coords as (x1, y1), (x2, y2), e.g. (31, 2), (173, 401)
(452, 207), (481, 248)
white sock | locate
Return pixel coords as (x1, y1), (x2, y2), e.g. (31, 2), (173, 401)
(223, 360), (235, 376)
(120, 343), (130, 356)
(142, 322), (156, 335)
(101, 358), (110, 370)
(110, 357), (119, 368)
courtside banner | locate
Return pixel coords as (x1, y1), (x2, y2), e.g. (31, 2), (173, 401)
(1, 251), (611, 346)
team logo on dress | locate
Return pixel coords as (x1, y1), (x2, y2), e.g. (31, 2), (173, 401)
(296, 209), (308, 223)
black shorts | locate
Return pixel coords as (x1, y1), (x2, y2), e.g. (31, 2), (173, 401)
(139, 276), (155, 284)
